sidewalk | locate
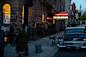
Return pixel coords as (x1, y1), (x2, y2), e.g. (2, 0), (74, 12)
(4, 31), (64, 57)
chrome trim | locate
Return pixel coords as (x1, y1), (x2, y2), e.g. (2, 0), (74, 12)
(63, 41), (86, 43)
(57, 44), (66, 47)
(81, 46), (86, 48)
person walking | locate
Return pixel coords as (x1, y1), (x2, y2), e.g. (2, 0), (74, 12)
(15, 26), (28, 57)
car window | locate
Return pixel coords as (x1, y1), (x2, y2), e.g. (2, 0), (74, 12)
(65, 29), (84, 34)
(65, 28), (86, 38)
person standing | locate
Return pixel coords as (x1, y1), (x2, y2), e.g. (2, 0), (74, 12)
(9, 25), (14, 44)
(27, 22), (32, 40)
(15, 26), (28, 57)
(0, 30), (4, 57)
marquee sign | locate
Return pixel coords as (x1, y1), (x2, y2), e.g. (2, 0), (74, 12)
(53, 12), (69, 20)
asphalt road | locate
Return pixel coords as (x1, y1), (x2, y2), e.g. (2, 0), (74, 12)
(53, 48), (86, 57)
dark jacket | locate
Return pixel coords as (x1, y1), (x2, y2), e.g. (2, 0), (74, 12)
(16, 30), (27, 52)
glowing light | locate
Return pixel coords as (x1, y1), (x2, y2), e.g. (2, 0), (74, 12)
(54, 12), (68, 20)
(22, 5), (24, 24)
(3, 4), (11, 16)
(55, 13), (68, 16)
(3, 3), (11, 24)
(55, 12), (68, 16)
(4, 37), (9, 43)
(42, 14), (45, 23)
(53, 16), (68, 20)
(22, 6), (24, 17)
(47, 17), (52, 19)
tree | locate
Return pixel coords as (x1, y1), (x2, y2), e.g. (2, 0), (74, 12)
(80, 12), (86, 20)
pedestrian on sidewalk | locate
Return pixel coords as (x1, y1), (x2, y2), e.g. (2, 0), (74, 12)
(9, 25), (14, 44)
(15, 26), (28, 57)
(0, 30), (4, 57)
(27, 22), (32, 41)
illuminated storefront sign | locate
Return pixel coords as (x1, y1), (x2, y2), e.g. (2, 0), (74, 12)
(22, 5), (24, 24)
(53, 12), (68, 20)
(53, 16), (68, 19)
(3, 3), (11, 24)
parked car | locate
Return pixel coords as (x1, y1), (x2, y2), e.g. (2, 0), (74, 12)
(57, 26), (86, 49)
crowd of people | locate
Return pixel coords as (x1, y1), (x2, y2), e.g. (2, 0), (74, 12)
(1, 22), (64, 57)
(28, 23), (57, 40)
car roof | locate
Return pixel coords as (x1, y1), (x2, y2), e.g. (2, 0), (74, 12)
(66, 26), (85, 30)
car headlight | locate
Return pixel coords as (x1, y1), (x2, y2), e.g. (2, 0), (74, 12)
(60, 39), (63, 41)
(58, 39), (61, 41)
(58, 39), (63, 41)
(83, 39), (86, 41)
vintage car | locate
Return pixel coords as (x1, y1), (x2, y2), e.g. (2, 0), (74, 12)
(57, 26), (86, 49)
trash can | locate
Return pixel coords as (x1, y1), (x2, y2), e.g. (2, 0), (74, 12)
(0, 30), (4, 57)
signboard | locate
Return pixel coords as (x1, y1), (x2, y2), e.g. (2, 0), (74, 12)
(3, 4), (11, 16)
(53, 16), (68, 19)
(3, 3), (11, 24)
(53, 12), (68, 20)
(55, 12), (68, 16)
(3, 15), (10, 24)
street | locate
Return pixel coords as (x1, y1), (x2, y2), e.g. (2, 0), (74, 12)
(53, 25), (86, 57)
(53, 48), (86, 57)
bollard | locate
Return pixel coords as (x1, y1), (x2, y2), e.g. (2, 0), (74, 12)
(35, 44), (42, 53)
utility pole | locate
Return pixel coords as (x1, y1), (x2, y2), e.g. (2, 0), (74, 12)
(24, 0), (28, 31)
(80, 4), (81, 13)
(24, 0), (33, 30)
(78, 4), (81, 18)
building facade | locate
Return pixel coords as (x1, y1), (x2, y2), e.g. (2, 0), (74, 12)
(27, 0), (55, 30)
(65, 0), (72, 26)
(54, 0), (72, 31)
(0, 0), (24, 32)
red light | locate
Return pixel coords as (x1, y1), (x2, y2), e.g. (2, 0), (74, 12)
(55, 12), (68, 16)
